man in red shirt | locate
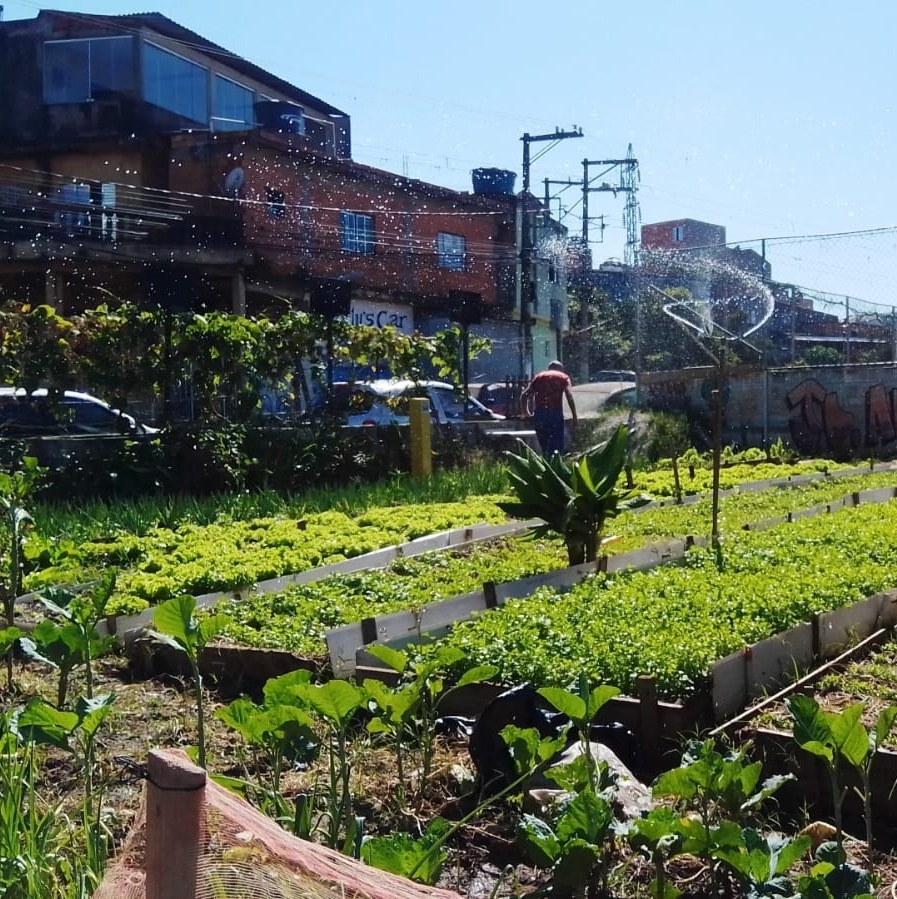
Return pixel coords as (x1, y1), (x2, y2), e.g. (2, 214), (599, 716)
(521, 360), (578, 455)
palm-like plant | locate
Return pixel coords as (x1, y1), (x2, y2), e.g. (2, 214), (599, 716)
(498, 424), (637, 565)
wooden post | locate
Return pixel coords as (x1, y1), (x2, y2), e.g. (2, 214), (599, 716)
(637, 674), (660, 768)
(145, 749), (206, 899)
(409, 397), (432, 477)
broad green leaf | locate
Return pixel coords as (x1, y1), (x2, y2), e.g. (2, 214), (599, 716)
(455, 663), (499, 687)
(263, 668), (314, 706)
(199, 613), (231, 645)
(556, 789), (613, 844)
(75, 692), (116, 741)
(798, 739), (834, 763)
(515, 814), (560, 867)
(216, 697), (265, 743)
(774, 833), (812, 875)
(628, 806), (684, 850)
(788, 695), (830, 746)
(545, 754), (592, 793)
(152, 595), (199, 651)
(828, 703), (867, 763)
(301, 679), (366, 727)
(0, 626), (23, 653)
(586, 684), (621, 719)
(553, 838), (601, 890)
(501, 724), (568, 777)
(872, 706), (897, 753)
(538, 686), (586, 722)
(366, 644), (408, 674)
(652, 766), (698, 802)
(362, 818), (449, 885)
(16, 697), (78, 750)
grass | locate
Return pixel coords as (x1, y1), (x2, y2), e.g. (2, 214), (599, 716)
(29, 460), (511, 542)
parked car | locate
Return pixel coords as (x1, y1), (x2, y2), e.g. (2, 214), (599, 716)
(333, 380), (504, 427)
(476, 382), (524, 418)
(602, 386), (638, 409)
(589, 369), (637, 383)
(0, 388), (159, 438)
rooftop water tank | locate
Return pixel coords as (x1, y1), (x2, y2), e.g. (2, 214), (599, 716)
(471, 168), (517, 197)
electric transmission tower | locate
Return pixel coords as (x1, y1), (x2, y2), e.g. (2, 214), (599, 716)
(585, 144), (641, 266)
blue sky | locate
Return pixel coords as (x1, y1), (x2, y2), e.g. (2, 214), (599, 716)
(4, 0), (896, 307)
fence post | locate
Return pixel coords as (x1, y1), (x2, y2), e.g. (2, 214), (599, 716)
(409, 397), (432, 477)
(145, 749), (206, 899)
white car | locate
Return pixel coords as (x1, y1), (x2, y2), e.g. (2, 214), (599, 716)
(0, 387), (159, 437)
(335, 380), (504, 427)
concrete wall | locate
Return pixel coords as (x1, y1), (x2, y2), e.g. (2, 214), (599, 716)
(642, 361), (897, 458)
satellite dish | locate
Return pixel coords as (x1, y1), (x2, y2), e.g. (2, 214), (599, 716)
(223, 166), (245, 196)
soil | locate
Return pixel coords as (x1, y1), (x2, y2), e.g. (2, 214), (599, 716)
(10, 649), (897, 899)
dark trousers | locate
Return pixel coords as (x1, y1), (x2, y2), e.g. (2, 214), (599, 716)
(532, 409), (565, 455)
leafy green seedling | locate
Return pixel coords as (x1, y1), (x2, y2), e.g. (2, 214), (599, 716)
(538, 674), (620, 792)
(626, 806), (685, 899)
(714, 827), (810, 899)
(797, 844), (874, 899)
(652, 738), (793, 893)
(149, 594), (230, 769)
(22, 572), (118, 705)
(517, 789), (616, 898)
(215, 693), (318, 794)
(361, 818), (451, 885)
(653, 738), (793, 823)
(365, 643), (497, 808)
(0, 458), (40, 689)
(788, 694), (897, 867)
(788, 695), (864, 857)
(290, 678), (367, 850)
(15, 690), (118, 876)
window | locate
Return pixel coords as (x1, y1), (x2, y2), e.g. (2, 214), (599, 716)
(143, 42), (208, 124)
(63, 397), (125, 434)
(44, 36), (133, 104)
(266, 188), (286, 218)
(672, 225), (685, 242)
(340, 211), (374, 254)
(437, 232), (466, 270)
(213, 74), (255, 131)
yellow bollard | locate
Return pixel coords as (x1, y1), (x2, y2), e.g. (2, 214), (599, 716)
(409, 396), (432, 477)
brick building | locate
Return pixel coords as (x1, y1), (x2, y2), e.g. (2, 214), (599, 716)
(0, 10), (568, 378)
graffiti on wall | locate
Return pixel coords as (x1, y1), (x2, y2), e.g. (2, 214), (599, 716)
(786, 378), (897, 457)
(865, 383), (897, 448)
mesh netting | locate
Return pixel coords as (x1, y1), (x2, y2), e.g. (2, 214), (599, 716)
(93, 750), (462, 899)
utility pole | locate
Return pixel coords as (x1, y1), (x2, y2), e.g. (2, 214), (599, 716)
(519, 127), (583, 378)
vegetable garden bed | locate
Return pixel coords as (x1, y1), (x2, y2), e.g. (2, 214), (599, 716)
(114, 474), (897, 768)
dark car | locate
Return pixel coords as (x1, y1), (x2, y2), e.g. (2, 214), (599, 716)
(0, 388), (158, 437)
(477, 382), (525, 418)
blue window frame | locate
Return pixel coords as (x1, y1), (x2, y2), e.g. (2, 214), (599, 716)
(437, 232), (466, 270)
(213, 74), (255, 131)
(143, 42), (208, 124)
(340, 211), (374, 254)
(44, 36), (133, 104)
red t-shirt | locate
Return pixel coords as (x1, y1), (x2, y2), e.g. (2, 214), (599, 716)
(526, 370), (571, 412)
